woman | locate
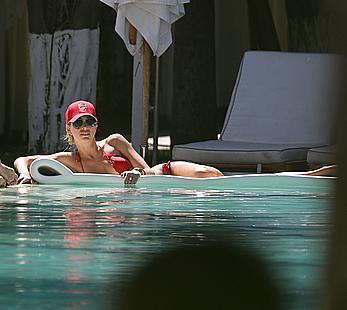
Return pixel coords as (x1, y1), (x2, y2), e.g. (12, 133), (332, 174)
(15, 100), (223, 184)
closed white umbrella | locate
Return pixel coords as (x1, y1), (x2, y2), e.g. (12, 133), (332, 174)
(99, 0), (189, 156)
(100, 0), (189, 57)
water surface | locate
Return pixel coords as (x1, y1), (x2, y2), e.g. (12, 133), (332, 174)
(0, 178), (334, 309)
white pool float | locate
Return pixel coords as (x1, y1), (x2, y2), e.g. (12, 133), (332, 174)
(30, 158), (124, 185)
(28, 157), (335, 194)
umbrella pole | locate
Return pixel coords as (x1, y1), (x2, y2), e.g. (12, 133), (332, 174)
(142, 39), (151, 158)
(152, 56), (160, 165)
(130, 25), (151, 158)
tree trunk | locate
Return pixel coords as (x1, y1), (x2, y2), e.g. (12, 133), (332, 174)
(96, 4), (133, 139)
(247, 0), (280, 50)
(285, 0), (327, 52)
(171, 0), (217, 146)
(27, 0), (100, 152)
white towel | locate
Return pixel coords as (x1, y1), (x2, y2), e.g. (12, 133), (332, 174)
(99, 0), (189, 57)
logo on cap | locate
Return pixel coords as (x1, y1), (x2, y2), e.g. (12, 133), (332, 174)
(78, 102), (88, 112)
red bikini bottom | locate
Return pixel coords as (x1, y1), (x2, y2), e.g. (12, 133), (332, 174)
(162, 161), (172, 175)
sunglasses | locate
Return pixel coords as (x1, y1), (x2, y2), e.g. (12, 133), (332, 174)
(72, 116), (97, 129)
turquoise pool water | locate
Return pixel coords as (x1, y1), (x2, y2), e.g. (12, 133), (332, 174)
(0, 177), (334, 309)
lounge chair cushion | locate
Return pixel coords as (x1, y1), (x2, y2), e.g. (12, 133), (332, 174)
(173, 140), (318, 165)
(219, 51), (342, 145)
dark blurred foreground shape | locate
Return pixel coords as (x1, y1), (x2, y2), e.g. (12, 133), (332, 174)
(116, 241), (279, 310)
(322, 29), (347, 309)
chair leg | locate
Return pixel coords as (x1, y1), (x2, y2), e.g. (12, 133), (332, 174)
(256, 164), (262, 173)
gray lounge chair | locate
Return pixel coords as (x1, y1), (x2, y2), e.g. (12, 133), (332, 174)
(172, 51), (345, 172)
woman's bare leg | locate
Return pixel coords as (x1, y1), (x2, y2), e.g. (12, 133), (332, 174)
(301, 165), (337, 177)
(152, 161), (223, 178)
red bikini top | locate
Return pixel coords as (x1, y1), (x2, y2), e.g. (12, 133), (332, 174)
(76, 147), (133, 174)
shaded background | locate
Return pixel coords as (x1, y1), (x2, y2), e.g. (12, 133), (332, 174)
(2, 0), (347, 159)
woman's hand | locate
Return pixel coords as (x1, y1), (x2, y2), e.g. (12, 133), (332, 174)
(14, 156), (39, 185)
(121, 169), (141, 185)
(17, 172), (33, 184)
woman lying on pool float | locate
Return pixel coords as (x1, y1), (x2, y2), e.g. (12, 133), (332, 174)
(14, 100), (223, 185)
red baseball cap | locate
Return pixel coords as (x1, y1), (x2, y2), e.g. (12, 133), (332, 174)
(65, 100), (97, 124)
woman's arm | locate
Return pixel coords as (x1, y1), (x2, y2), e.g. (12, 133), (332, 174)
(105, 134), (155, 175)
(14, 152), (73, 184)
(14, 155), (42, 184)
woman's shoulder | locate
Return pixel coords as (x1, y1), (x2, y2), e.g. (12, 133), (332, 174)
(49, 151), (81, 169)
(104, 133), (129, 146)
(49, 151), (76, 163)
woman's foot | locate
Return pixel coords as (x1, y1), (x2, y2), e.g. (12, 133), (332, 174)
(0, 176), (6, 188)
(0, 161), (18, 186)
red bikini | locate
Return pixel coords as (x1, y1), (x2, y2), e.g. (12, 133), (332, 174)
(162, 161), (171, 175)
(76, 147), (172, 175)
(76, 147), (133, 174)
